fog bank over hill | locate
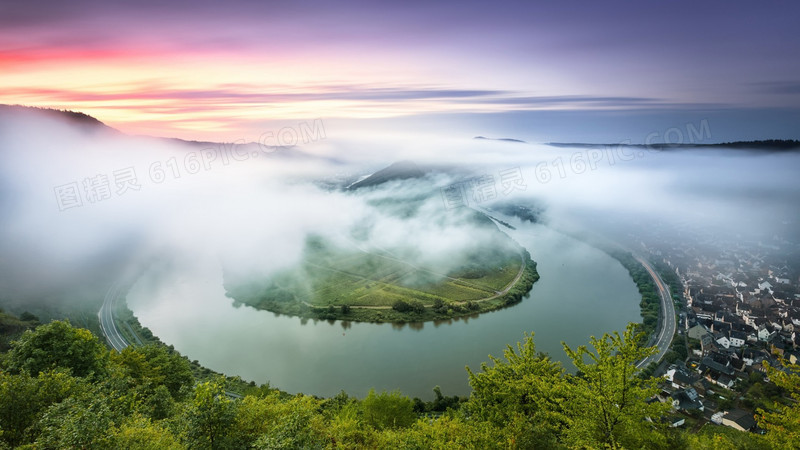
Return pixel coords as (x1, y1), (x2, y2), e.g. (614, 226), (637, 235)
(1, 107), (799, 313)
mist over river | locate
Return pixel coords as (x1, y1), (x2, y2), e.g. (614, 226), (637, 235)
(128, 221), (640, 399)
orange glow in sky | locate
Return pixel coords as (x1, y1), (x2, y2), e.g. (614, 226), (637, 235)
(2, 1), (798, 142)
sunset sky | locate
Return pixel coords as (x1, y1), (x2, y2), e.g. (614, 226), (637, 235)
(2, 0), (799, 143)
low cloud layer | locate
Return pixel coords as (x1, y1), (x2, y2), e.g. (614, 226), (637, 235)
(1, 109), (799, 313)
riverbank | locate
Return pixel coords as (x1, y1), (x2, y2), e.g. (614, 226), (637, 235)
(231, 250), (539, 323)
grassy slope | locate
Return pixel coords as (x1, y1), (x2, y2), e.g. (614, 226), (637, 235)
(225, 212), (539, 323)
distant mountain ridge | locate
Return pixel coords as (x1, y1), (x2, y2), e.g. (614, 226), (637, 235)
(546, 140), (800, 151)
(0, 104), (340, 163)
(473, 136), (527, 143)
(0, 104), (116, 134)
(4, 105), (797, 153)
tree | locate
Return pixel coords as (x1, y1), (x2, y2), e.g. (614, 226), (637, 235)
(7, 320), (108, 378)
(35, 390), (117, 449)
(466, 332), (569, 447)
(392, 300), (424, 314)
(0, 369), (82, 447)
(139, 383), (176, 420)
(361, 389), (417, 430)
(111, 344), (194, 399)
(111, 415), (185, 449)
(392, 300), (411, 312)
(326, 401), (381, 448)
(562, 323), (671, 449)
(183, 378), (238, 449)
(19, 311), (39, 323)
(758, 359), (800, 447)
(244, 394), (327, 449)
(382, 415), (499, 449)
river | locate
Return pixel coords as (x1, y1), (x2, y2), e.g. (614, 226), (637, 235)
(127, 221), (640, 399)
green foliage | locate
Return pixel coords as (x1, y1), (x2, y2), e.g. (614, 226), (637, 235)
(228, 233), (539, 323)
(362, 389), (417, 430)
(111, 415), (186, 449)
(415, 385), (465, 413)
(0, 369), (83, 447)
(757, 359), (800, 448)
(0, 310), (37, 353)
(670, 338), (688, 361)
(686, 423), (769, 449)
(2, 316), (790, 448)
(324, 398), (381, 447)
(392, 299), (425, 314)
(247, 395), (327, 449)
(562, 323), (671, 449)
(612, 252), (662, 341)
(35, 391), (117, 449)
(18, 312), (39, 323)
(664, 350), (681, 364)
(466, 333), (569, 446)
(182, 378), (238, 449)
(112, 344), (194, 399)
(380, 415), (500, 449)
(7, 320), (108, 379)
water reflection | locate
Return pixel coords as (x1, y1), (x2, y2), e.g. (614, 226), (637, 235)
(128, 223), (640, 399)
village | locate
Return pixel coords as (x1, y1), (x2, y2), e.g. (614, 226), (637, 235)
(635, 222), (800, 433)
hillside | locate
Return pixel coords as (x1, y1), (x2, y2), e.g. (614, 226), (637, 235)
(348, 160), (426, 190)
(224, 178), (540, 323)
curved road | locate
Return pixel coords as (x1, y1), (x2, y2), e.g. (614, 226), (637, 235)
(98, 280), (244, 399)
(98, 281), (129, 352)
(634, 255), (676, 369)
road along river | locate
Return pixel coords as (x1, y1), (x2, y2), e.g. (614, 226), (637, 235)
(127, 221), (640, 399)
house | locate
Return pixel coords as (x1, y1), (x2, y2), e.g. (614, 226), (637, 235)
(742, 348), (766, 367)
(729, 330), (746, 348)
(715, 332), (731, 349)
(688, 324), (709, 340)
(665, 367), (699, 389)
(671, 388), (704, 412)
(712, 320), (732, 333)
(729, 357), (746, 372)
(668, 416), (686, 428)
(713, 374), (735, 389)
(700, 354), (734, 377)
(700, 334), (717, 353)
(722, 409), (756, 432)
(758, 325), (776, 342)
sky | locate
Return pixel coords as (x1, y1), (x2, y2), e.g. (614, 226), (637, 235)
(1, 0), (799, 142)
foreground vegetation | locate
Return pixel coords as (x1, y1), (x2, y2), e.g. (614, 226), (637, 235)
(611, 251), (663, 341)
(2, 313), (795, 449)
